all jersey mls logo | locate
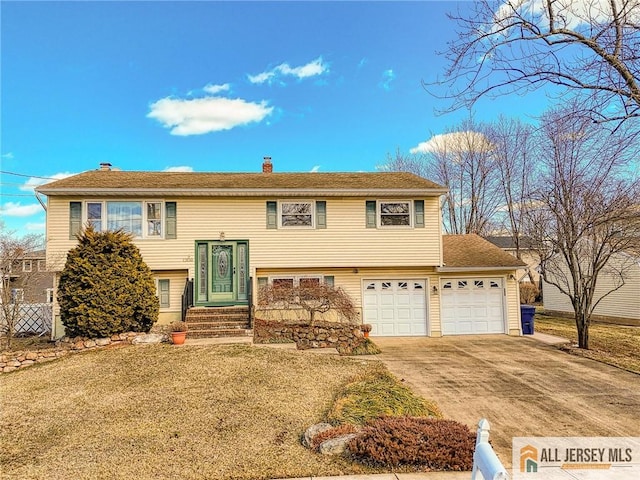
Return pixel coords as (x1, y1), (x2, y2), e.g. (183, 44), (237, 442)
(513, 437), (640, 479)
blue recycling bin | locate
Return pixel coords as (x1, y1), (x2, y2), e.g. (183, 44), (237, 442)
(520, 305), (535, 335)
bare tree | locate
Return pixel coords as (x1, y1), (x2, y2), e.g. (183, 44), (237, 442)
(0, 223), (45, 349)
(385, 119), (502, 235)
(438, 0), (640, 124)
(486, 116), (535, 259)
(258, 282), (358, 325)
(523, 106), (640, 349)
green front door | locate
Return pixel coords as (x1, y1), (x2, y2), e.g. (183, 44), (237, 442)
(196, 240), (248, 305)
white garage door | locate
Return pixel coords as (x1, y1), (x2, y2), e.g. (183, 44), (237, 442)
(441, 278), (505, 335)
(363, 280), (427, 336)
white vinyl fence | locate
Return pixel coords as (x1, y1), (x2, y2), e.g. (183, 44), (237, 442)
(0, 303), (53, 336)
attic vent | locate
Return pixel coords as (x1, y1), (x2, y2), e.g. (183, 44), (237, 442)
(262, 156), (272, 173)
(99, 163), (112, 171)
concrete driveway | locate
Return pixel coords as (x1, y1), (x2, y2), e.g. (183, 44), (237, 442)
(373, 335), (640, 468)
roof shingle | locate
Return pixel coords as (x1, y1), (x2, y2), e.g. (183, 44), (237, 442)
(36, 170), (446, 195)
(443, 234), (526, 269)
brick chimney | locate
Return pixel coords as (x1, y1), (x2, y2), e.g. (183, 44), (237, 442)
(99, 162), (112, 171)
(262, 156), (273, 173)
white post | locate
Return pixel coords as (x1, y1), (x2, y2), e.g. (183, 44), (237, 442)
(471, 418), (510, 480)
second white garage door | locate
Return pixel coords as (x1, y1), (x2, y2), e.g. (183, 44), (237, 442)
(441, 278), (506, 335)
(363, 280), (427, 336)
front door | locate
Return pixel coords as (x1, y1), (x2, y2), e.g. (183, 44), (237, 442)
(196, 241), (248, 305)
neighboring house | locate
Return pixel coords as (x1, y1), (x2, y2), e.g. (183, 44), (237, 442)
(37, 159), (526, 339)
(1, 249), (54, 304)
(485, 236), (540, 285)
(543, 251), (640, 325)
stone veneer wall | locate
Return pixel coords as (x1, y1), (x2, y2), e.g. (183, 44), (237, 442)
(0, 332), (142, 373)
(254, 318), (365, 353)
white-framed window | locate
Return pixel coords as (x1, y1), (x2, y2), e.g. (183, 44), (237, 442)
(23, 260), (32, 272)
(279, 201), (315, 228)
(378, 200), (412, 227)
(37, 260), (46, 272)
(46, 288), (54, 303)
(269, 275), (323, 287)
(84, 200), (164, 238)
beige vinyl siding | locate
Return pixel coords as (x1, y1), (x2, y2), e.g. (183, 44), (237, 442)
(154, 270), (188, 325)
(45, 196), (443, 273)
(543, 257), (640, 321)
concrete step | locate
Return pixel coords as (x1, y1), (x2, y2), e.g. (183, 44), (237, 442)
(187, 321), (250, 331)
(187, 329), (253, 339)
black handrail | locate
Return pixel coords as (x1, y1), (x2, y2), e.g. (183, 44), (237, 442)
(247, 276), (254, 327)
(181, 278), (194, 322)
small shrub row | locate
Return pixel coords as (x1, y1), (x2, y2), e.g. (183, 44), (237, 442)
(347, 416), (475, 471)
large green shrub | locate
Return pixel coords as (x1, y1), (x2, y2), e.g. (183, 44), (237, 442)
(347, 416), (475, 471)
(58, 226), (159, 338)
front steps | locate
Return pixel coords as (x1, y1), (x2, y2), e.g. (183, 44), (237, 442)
(184, 306), (252, 338)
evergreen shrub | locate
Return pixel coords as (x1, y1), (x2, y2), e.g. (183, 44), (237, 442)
(58, 226), (159, 338)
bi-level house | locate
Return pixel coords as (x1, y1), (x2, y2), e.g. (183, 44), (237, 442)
(37, 159), (526, 339)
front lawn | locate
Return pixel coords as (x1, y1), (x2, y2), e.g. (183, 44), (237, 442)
(1, 344), (388, 480)
(535, 312), (640, 374)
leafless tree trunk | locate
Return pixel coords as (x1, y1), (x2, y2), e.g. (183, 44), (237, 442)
(436, 0), (640, 124)
(486, 116), (535, 259)
(523, 106), (640, 349)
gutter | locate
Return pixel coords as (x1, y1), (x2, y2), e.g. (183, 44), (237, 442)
(436, 266), (523, 272)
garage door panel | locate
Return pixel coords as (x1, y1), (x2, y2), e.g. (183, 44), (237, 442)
(441, 277), (505, 335)
(363, 279), (427, 337)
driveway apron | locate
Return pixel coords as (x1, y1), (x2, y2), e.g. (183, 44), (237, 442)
(373, 335), (640, 468)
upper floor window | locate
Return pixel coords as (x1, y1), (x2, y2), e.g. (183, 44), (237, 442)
(267, 200), (326, 229)
(379, 201), (411, 227)
(23, 260), (32, 272)
(37, 260), (46, 271)
(76, 200), (170, 239)
(280, 201), (314, 228)
(366, 200), (424, 228)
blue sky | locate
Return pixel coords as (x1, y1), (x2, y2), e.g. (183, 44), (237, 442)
(1, 1), (554, 237)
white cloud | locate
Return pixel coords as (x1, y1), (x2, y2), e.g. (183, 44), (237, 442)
(203, 83), (231, 95)
(20, 172), (75, 192)
(147, 96), (274, 136)
(248, 57), (329, 85)
(410, 131), (493, 155)
(310, 165), (320, 173)
(379, 69), (396, 91)
(163, 166), (194, 172)
(1, 152), (14, 159)
(25, 222), (46, 233)
(494, 0), (640, 32)
(0, 202), (43, 217)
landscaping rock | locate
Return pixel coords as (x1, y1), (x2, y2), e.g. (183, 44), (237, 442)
(132, 333), (165, 345)
(95, 338), (111, 346)
(319, 433), (358, 455)
(302, 423), (333, 448)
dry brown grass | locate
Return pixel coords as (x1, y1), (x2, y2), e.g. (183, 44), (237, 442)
(535, 313), (640, 374)
(0, 344), (385, 480)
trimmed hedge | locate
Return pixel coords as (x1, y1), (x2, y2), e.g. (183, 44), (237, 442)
(348, 416), (475, 471)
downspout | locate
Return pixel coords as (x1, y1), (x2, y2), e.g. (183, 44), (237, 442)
(35, 192), (47, 211)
